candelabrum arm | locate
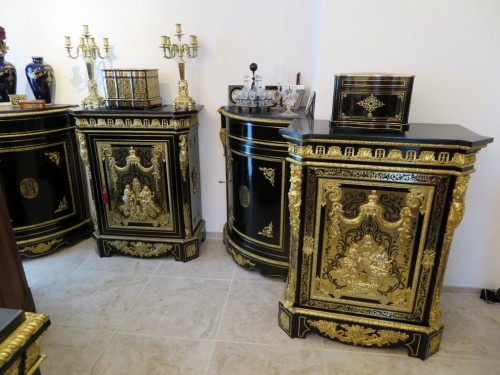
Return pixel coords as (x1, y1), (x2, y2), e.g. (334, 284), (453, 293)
(66, 47), (81, 59)
(97, 47), (110, 60)
(162, 44), (180, 59)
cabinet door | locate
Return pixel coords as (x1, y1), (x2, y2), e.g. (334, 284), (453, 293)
(299, 165), (452, 324)
(0, 140), (77, 231)
(91, 138), (177, 236)
(227, 147), (287, 255)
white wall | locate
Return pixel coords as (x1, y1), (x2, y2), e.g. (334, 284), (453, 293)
(2, 0), (499, 289)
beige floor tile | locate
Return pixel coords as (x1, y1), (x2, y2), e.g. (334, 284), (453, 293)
(91, 333), (214, 375)
(78, 249), (162, 276)
(22, 237), (95, 273)
(20, 237), (500, 374)
(40, 325), (113, 375)
(216, 279), (323, 348)
(438, 293), (500, 360)
(437, 358), (500, 375)
(116, 276), (230, 339)
(32, 268), (148, 330)
(208, 341), (325, 375)
(324, 350), (443, 375)
(154, 239), (236, 280)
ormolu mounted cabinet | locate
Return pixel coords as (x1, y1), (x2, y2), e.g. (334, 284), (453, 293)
(218, 106), (305, 278)
(70, 106), (204, 260)
(278, 118), (492, 359)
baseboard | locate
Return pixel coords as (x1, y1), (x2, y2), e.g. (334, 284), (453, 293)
(442, 286), (481, 294)
(206, 232), (223, 240)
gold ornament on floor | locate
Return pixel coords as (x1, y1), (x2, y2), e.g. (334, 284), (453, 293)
(160, 23), (200, 111)
(64, 25), (111, 109)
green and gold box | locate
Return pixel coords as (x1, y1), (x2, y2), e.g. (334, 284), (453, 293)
(331, 73), (414, 132)
(102, 69), (162, 109)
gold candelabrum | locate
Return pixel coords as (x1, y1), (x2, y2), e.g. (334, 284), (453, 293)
(64, 25), (110, 109)
(160, 24), (200, 111)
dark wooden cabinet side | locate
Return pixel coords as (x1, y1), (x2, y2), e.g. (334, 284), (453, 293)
(0, 183), (36, 312)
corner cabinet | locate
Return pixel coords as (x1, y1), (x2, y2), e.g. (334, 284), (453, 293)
(69, 106), (205, 260)
(0, 105), (91, 257)
(278, 119), (493, 359)
(219, 107), (305, 278)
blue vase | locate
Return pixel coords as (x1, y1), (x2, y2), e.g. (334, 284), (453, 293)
(25, 56), (54, 104)
(0, 55), (17, 102)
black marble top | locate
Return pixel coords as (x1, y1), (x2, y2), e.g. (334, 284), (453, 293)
(280, 119), (494, 148)
(219, 106), (306, 121)
(69, 105), (203, 116)
(0, 308), (25, 342)
(0, 104), (76, 118)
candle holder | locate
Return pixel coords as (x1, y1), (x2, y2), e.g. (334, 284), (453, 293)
(160, 24), (200, 111)
(64, 25), (110, 109)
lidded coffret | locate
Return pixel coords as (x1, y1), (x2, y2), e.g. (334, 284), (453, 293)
(331, 73), (414, 132)
(102, 68), (162, 109)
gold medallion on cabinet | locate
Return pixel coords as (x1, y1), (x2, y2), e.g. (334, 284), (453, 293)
(306, 177), (436, 321)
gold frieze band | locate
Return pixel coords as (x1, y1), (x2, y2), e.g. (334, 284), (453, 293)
(75, 114), (198, 129)
(287, 143), (478, 169)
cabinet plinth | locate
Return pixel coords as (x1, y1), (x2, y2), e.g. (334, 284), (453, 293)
(278, 119), (493, 359)
(70, 106), (205, 260)
(219, 107), (305, 278)
(0, 105), (91, 257)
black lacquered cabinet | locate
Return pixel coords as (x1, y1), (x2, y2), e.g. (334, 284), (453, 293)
(0, 106), (91, 256)
(70, 106), (204, 260)
(278, 119), (493, 359)
(219, 107), (305, 278)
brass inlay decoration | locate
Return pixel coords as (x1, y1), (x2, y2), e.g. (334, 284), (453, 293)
(183, 203), (192, 238)
(108, 240), (173, 257)
(45, 151), (61, 167)
(186, 243), (197, 258)
(191, 167), (199, 194)
(282, 163), (303, 308)
(0, 313), (49, 370)
(118, 179), (162, 221)
(258, 221), (274, 238)
(288, 143), (477, 169)
(18, 238), (62, 254)
(309, 181), (435, 316)
(228, 205), (234, 226)
(219, 128), (227, 157)
(357, 94), (385, 118)
(98, 143), (173, 229)
(54, 196), (68, 213)
(19, 178), (39, 199)
(429, 333), (441, 355)
(307, 319), (409, 346)
(228, 247), (256, 267)
(218, 108), (293, 125)
(239, 185), (250, 208)
(259, 167), (275, 187)
(75, 114), (197, 129)
(179, 135), (189, 182)
(279, 310), (291, 334)
(76, 132), (91, 177)
(429, 175), (470, 329)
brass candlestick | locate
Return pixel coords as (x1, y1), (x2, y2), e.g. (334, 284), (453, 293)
(160, 23), (200, 111)
(64, 25), (110, 109)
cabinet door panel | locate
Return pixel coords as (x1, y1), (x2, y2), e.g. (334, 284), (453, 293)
(93, 140), (176, 235)
(228, 149), (286, 251)
(1, 141), (75, 228)
(300, 166), (452, 323)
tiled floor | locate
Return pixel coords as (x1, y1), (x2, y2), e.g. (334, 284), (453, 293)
(22, 237), (500, 375)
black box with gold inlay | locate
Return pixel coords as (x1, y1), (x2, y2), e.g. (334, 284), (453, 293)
(331, 73), (414, 132)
